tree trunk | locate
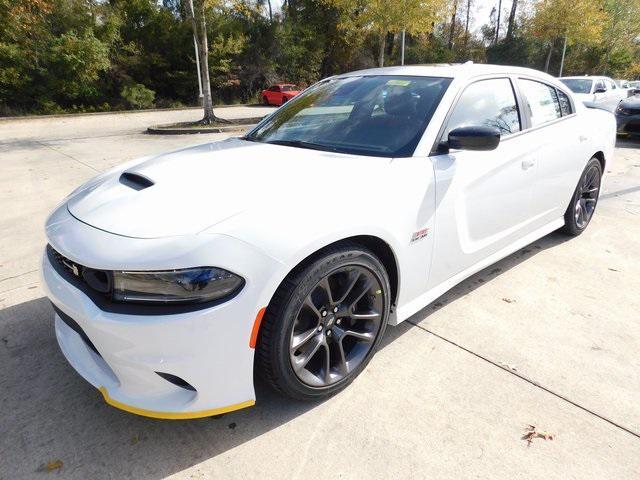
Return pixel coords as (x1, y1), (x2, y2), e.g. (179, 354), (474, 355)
(464, 0), (471, 49)
(267, 0), (273, 22)
(506, 0), (517, 40)
(378, 32), (386, 67)
(494, 0), (502, 44)
(544, 41), (553, 73)
(448, 0), (458, 50)
(186, 0), (225, 124)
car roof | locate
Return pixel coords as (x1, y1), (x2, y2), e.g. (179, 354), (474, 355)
(338, 63), (559, 83)
(273, 83), (296, 87)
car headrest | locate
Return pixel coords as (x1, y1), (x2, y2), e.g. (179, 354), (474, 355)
(384, 88), (416, 117)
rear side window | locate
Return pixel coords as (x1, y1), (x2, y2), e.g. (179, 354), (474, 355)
(557, 90), (573, 116)
(519, 79), (562, 127)
(444, 78), (521, 138)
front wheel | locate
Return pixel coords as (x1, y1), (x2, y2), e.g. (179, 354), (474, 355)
(262, 96), (269, 105)
(561, 157), (602, 236)
(256, 244), (390, 401)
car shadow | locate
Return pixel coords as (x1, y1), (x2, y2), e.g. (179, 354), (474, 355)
(615, 136), (640, 149)
(0, 231), (571, 479)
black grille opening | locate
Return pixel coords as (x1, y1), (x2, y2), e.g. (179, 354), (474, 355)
(51, 302), (102, 357)
(155, 372), (196, 391)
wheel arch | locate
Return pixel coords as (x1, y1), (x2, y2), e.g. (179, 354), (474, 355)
(265, 235), (400, 318)
(592, 151), (606, 171)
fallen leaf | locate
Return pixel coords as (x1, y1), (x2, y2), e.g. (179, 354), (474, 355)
(131, 434), (140, 445)
(501, 297), (515, 303)
(522, 425), (554, 446)
(37, 460), (63, 473)
(608, 268), (619, 272)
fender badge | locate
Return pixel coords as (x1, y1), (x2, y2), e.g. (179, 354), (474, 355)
(410, 228), (429, 243)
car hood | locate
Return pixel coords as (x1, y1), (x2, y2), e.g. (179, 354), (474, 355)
(67, 138), (389, 238)
(619, 96), (640, 108)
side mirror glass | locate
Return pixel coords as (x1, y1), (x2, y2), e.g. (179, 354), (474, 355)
(447, 126), (501, 151)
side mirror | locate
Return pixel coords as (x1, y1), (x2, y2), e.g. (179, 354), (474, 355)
(594, 86), (607, 94)
(447, 126), (501, 151)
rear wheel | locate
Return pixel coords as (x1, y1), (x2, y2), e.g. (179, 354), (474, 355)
(281, 96), (288, 105)
(561, 157), (602, 236)
(256, 244), (390, 400)
(262, 96), (269, 105)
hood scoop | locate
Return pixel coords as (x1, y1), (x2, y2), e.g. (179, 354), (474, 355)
(119, 172), (154, 191)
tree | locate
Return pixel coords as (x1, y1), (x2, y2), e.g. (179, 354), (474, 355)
(505, 0), (518, 41)
(186, 0), (227, 124)
(600, 0), (640, 74)
(530, 0), (605, 73)
(325, 0), (451, 67)
(448, 0), (458, 50)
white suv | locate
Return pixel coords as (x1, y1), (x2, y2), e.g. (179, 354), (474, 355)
(560, 75), (626, 112)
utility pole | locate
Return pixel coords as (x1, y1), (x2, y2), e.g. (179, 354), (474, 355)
(559, 35), (567, 77)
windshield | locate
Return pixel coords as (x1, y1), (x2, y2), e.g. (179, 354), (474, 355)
(560, 79), (593, 94)
(245, 75), (452, 157)
(281, 85), (297, 92)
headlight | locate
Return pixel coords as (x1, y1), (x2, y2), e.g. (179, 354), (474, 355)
(113, 267), (244, 304)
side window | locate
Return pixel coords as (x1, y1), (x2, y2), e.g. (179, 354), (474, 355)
(608, 80), (617, 90)
(557, 89), (573, 116)
(595, 80), (606, 92)
(269, 86), (280, 92)
(444, 78), (521, 138)
(518, 79), (562, 127)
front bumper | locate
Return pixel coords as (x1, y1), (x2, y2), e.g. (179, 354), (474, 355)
(41, 207), (283, 419)
(616, 114), (640, 135)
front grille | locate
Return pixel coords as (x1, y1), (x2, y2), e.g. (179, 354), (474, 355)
(47, 245), (112, 297)
(625, 122), (640, 133)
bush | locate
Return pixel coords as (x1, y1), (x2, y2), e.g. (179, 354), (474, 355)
(121, 83), (156, 109)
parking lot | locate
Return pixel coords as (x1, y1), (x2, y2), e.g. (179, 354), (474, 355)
(1, 108), (639, 479)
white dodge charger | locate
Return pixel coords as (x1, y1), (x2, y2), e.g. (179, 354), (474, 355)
(41, 64), (615, 419)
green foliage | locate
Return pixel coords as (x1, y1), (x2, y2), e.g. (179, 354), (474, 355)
(0, 0), (638, 115)
(121, 83), (156, 109)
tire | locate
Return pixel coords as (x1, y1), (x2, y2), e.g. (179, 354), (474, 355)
(262, 96), (269, 105)
(281, 96), (288, 105)
(561, 157), (602, 236)
(256, 243), (390, 401)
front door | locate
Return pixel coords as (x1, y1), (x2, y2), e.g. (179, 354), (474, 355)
(427, 77), (537, 289)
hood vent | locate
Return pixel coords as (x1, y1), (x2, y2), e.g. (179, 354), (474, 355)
(119, 172), (154, 191)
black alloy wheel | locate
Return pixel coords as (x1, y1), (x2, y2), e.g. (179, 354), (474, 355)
(562, 157), (602, 236)
(256, 244), (390, 400)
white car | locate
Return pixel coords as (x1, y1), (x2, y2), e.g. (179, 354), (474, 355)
(560, 75), (627, 111)
(42, 64), (615, 419)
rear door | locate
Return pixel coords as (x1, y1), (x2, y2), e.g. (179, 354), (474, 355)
(516, 78), (582, 227)
(427, 77), (537, 289)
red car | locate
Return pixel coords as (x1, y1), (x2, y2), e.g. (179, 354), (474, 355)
(261, 84), (301, 106)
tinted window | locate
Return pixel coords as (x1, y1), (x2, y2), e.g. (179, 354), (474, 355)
(519, 79), (562, 127)
(269, 86), (280, 92)
(246, 75), (452, 157)
(444, 78), (520, 138)
(281, 85), (296, 92)
(557, 90), (573, 116)
(560, 78), (592, 94)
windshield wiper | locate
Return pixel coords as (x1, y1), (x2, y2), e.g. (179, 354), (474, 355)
(263, 139), (339, 152)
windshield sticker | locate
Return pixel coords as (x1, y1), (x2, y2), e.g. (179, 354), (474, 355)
(386, 79), (411, 87)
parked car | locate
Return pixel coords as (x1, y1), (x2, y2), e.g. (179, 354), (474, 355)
(560, 75), (627, 111)
(614, 79), (633, 98)
(42, 64), (615, 419)
(628, 81), (640, 96)
(261, 83), (301, 106)
(615, 95), (640, 136)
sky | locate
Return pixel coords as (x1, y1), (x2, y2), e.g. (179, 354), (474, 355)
(470, 0), (515, 34)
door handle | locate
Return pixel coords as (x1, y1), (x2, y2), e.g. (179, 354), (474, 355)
(521, 160), (535, 170)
